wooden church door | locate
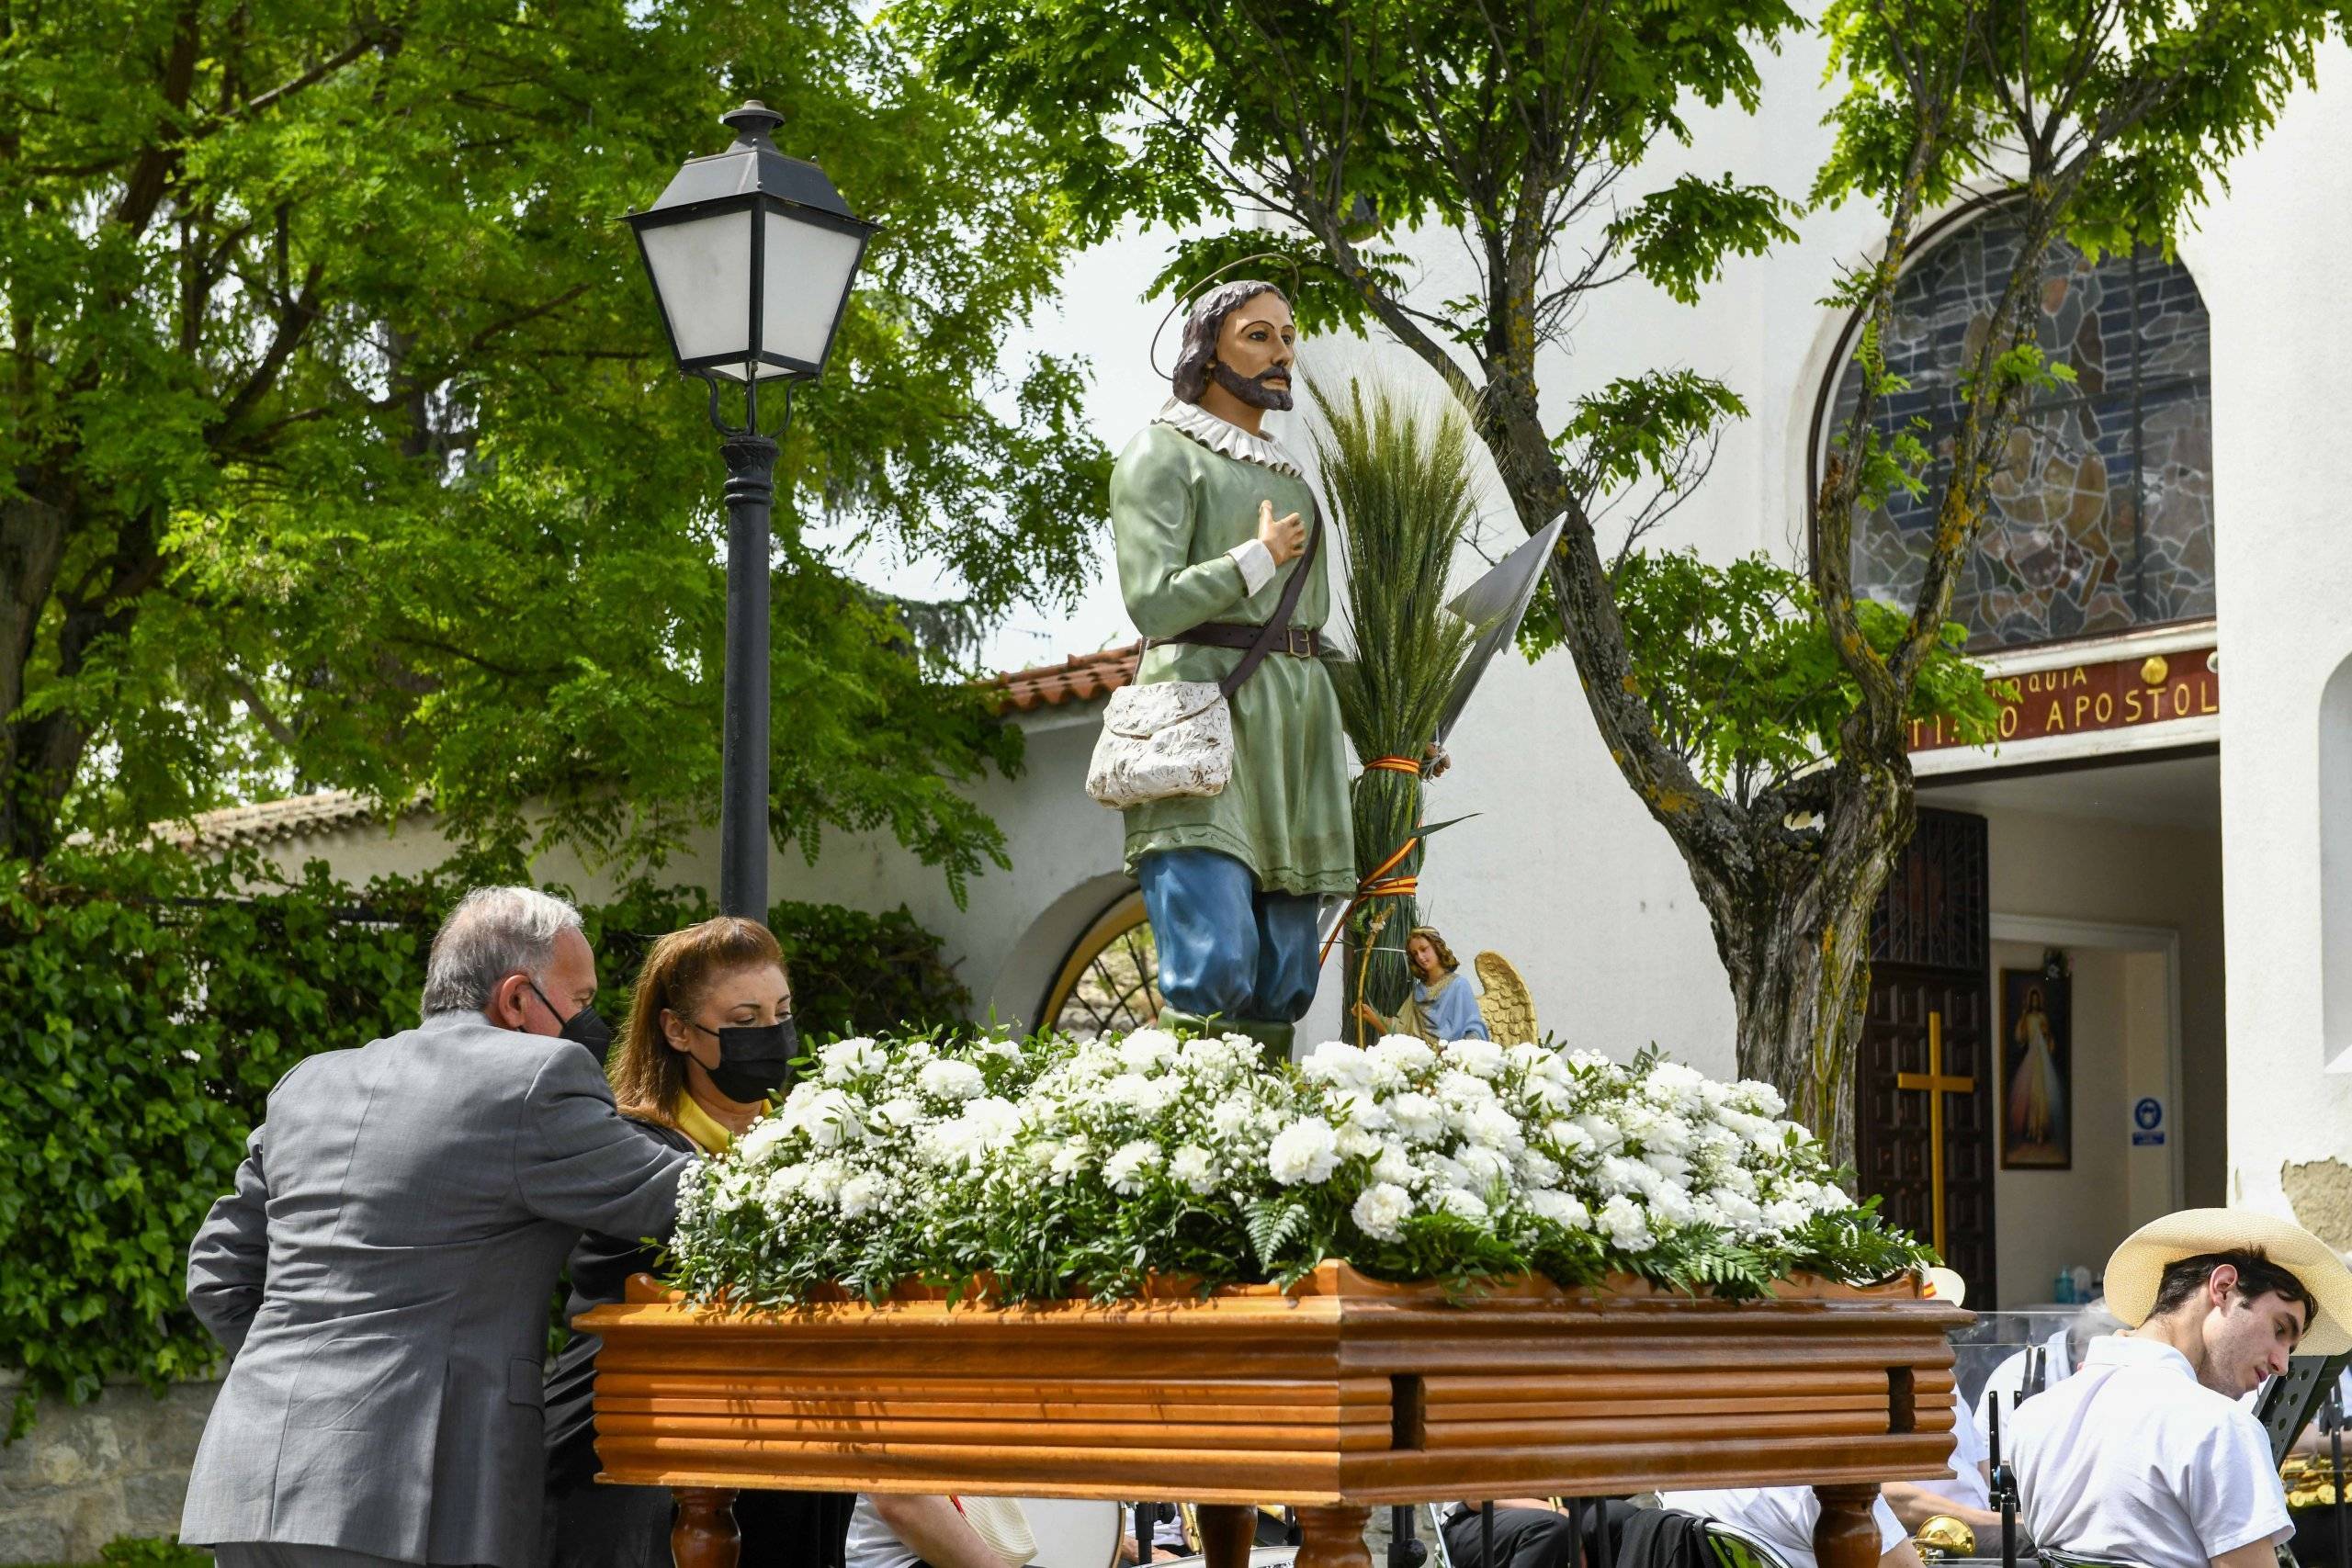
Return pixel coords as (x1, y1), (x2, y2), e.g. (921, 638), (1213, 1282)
(1858, 807), (1998, 1302)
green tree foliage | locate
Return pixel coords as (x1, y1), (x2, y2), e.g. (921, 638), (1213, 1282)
(0, 847), (966, 1432)
(900, 0), (2346, 1156)
(1614, 551), (2006, 809)
(0, 0), (1109, 894)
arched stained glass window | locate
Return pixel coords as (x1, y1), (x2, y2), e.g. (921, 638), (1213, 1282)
(1819, 204), (2214, 650)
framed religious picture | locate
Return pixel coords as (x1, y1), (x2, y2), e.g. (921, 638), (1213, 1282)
(2000, 967), (2072, 1168)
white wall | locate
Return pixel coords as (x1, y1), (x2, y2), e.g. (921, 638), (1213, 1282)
(2191, 39), (2352, 1233)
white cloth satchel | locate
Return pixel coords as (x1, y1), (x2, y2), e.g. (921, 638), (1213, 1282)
(1086, 511), (1322, 810)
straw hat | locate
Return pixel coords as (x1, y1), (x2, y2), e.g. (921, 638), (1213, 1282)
(2102, 1208), (2352, 1356)
(1923, 1266), (1968, 1307)
(954, 1496), (1036, 1568)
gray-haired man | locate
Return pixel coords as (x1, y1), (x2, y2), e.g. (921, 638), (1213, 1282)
(181, 887), (691, 1568)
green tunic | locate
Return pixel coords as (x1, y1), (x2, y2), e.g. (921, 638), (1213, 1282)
(1112, 413), (1354, 897)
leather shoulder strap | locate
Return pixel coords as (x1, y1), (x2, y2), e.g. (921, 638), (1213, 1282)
(1216, 499), (1324, 701)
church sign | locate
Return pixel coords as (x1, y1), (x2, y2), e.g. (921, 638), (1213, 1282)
(1908, 646), (2220, 753)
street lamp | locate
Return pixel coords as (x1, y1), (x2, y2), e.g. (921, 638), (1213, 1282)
(628, 100), (874, 918)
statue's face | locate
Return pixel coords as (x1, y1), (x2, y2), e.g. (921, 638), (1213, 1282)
(1408, 934), (1438, 977)
(1209, 291), (1296, 410)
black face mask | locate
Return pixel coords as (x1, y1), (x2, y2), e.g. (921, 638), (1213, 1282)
(530, 979), (614, 1069)
(694, 1017), (800, 1103)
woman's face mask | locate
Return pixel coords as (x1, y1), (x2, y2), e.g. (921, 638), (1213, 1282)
(689, 1016), (800, 1103)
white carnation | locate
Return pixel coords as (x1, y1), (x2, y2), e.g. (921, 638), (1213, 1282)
(1570, 1112), (1624, 1155)
(1529, 1190), (1590, 1228)
(1267, 1117), (1340, 1186)
(1388, 1092), (1444, 1140)
(917, 1058), (985, 1102)
(1103, 1138), (1164, 1195)
(1434, 1069), (1497, 1109)
(817, 1036), (885, 1083)
(1369, 1035), (1436, 1076)
(1351, 1181), (1415, 1243)
(1598, 1194), (1655, 1251)
(1116, 1030), (1179, 1069)
(1648, 1185), (1697, 1226)
(737, 1118), (791, 1164)
(1446, 1039), (1505, 1078)
(1300, 1041), (1372, 1088)
(1432, 1187), (1490, 1222)
(1463, 1104), (1525, 1155)
(797, 1089), (864, 1150)
(1169, 1144), (1218, 1193)
(759, 1165), (806, 1209)
(839, 1172), (885, 1219)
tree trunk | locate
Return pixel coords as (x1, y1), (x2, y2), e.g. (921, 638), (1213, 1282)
(0, 489), (72, 863)
(1707, 761), (1914, 1170)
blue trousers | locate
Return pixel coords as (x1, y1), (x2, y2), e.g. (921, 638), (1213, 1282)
(1137, 848), (1322, 1024)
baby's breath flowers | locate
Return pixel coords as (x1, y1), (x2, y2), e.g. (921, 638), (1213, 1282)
(667, 1030), (1929, 1311)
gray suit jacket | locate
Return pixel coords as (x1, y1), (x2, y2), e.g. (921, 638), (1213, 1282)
(180, 1010), (691, 1567)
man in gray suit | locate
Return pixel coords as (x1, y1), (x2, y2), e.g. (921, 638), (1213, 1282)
(182, 886), (692, 1568)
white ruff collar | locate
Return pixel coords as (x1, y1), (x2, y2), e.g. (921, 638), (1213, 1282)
(1153, 397), (1303, 478)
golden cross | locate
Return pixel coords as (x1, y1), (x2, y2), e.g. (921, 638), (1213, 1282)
(1893, 1011), (1975, 1258)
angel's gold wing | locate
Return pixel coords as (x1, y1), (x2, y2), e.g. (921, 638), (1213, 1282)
(1474, 950), (1537, 1044)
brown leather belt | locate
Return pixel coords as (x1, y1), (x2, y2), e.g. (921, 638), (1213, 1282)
(1156, 622), (1321, 658)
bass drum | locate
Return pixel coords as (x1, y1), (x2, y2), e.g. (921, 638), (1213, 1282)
(1021, 1498), (1125, 1568)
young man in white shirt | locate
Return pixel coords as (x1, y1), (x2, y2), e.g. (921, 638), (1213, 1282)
(2011, 1209), (2352, 1568)
(1652, 1486), (1921, 1568)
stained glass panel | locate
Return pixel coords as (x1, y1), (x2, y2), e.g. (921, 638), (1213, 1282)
(1824, 207), (2215, 650)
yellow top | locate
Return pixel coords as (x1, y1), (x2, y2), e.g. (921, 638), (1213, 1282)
(670, 1087), (766, 1156)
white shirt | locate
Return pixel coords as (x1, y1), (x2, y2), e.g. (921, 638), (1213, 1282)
(1973, 1327), (2075, 1458)
(845, 1495), (921, 1568)
(1656, 1487), (1907, 1568)
(1907, 1403), (1992, 1513)
(2010, 1335), (2291, 1568)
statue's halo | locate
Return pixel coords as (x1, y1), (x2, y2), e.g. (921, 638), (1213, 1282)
(1146, 250), (1308, 382)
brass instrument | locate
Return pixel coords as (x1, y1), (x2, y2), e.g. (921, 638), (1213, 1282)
(2283, 1454), (2345, 1512)
(1914, 1516), (1980, 1560)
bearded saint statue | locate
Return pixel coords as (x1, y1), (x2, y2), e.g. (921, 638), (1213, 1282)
(1110, 280), (1352, 1058)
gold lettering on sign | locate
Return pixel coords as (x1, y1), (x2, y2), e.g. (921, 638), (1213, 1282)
(1911, 646), (2220, 754)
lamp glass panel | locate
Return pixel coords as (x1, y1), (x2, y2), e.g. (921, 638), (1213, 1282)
(760, 209), (865, 369)
(639, 207), (754, 367)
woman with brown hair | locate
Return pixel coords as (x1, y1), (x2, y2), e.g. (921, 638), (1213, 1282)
(541, 915), (848, 1568)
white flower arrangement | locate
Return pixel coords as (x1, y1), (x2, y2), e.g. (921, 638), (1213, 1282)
(666, 1029), (1928, 1311)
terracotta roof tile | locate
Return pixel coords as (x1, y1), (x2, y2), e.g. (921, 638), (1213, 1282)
(988, 641), (1142, 713)
(160, 788), (413, 849)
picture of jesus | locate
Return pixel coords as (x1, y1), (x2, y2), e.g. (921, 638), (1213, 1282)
(2001, 969), (2072, 1168)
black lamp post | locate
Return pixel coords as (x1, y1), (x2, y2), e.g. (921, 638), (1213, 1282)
(628, 101), (874, 918)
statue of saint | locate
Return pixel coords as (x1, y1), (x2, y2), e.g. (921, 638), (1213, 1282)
(1350, 927), (1491, 1045)
(1112, 281), (1352, 1057)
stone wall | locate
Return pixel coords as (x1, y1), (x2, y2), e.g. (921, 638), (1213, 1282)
(0, 1375), (219, 1563)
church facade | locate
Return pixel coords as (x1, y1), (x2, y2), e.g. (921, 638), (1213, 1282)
(187, 36), (2352, 1308)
